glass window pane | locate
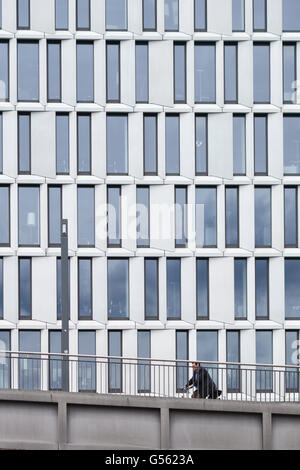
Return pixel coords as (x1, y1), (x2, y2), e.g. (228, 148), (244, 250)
(55, 0), (68, 30)
(175, 186), (187, 247)
(195, 115), (207, 175)
(19, 330), (41, 391)
(106, 0), (127, 30)
(19, 258), (31, 319)
(0, 259), (3, 319)
(0, 330), (10, 388)
(107, 186), (121, 247)
(57, 258), (70, 320)
(108, 331), (122, 392)
(56, 113), (69, 174)
(78, 331), (96, 391)
(255, 187), (271, 247)
(233, 115), (246, 175)
(145, 258), (158, 320)
(226, 330), (240, 392)
(224, 43), (237, 103)
(77, 114), (91, 174)
(107, 42), (120, 102)
(136, 42), (148, 103)
(78, 259), (92, 319)
(77, 0), (90, 30)
(285, 259), (300, 319)
(108, 258), (129, 319)
(165, 114), (180, 175)
(49, 330), (62, 390)
(253, 0), (266, 31)
(76, 42), (94, 102)
(234, 258), (247, 319)
(137, 186), (150, 247)
(167, 258), (181, 319)
(284, 116), (300, 175)
(255, 259), (269, 319)
(0, 41), (9, 101)
(48, 186), (61, 246)
(77, 186), (95, 246)
(144, 114), (157, 175)
(226, 187), (239, 247)
(0, 0), (2, 29)
(232, 0), (245, 31)
(107, 114), (128, 174)
(195, 43), (216, 103)
(285, 330), (299, 392)
(196, 187), (217, 248)
(18, 41), (39, 102)
(0, 186), (9, 245)
(254, 115), (268, 175)
(0, 114), (2, 173)
(17, 0), (30, 29)
(143, 0), (156, 30)
(165, 0), (179, 31)
(283, 44), (296, 103)
(196, 259), (209, 319)
(285, 187), (298, 247)
(194, 0), (207, 31)
(174, 43), (186, 103)
(18, 113), (30, 174)
(176, 331), (188, 391)
(197, 330), (218, 386)
(47, 41), (61, 102)
(138, 330), (151, 392)
(18, 186), (40, 246)
(253, 44), (270, 103)
(256, 330), (273, 392)
(283, 0), (300, 32)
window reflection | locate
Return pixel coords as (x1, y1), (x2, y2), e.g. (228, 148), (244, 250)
(195, 43), (216, 103)
(0, 41), (9, 101)
(284, 116), (300, 175)
(256, 330), (273, 392)
(253, 43), (270, 103)
(196, 259), (209, 319)
(164, 0), (179, 31)
(18, 186), (40, 247)
(78, 331), (96, 392)
(76, 41), (94, 103)
(145, 258), (159, 320)
(107, 114), (128, 175)
(255, 258), (269, 319)
(19, 330), (41, 391)
(18, 41), (39, 102)
(167, 258), (181, 319)
(108, 258), (129, 319)
(196, 186), (217, 248)
(283, 0), (300, 32)
(106, 0), (127, 31)
(255, 187), (271, 247)
(285, 259), (300, 319)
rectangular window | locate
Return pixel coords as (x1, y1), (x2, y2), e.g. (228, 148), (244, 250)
(19, 330), (41, 391)
(57, 258), (70, 320)
(196, 186), (217, 248)
(194, 0), (207, 31)
(106, 42), (120, 103)
(55, 0), (68, 30)
(196, 258), (209, 320)
(106, 0), (127, 31)
(285, 259), (300, 319)
(143, 0), (156, 31)
(136, 42), (149, 103)
(283, 0), (300, 32)
(76, 0), (90, 30)
(226, 330), (240, 392)
(0, 330), (10, 388)
(256, 330), (273, 393)
(18, 41), (39, 102)
(17, 0), (30, 29)
(77, 113), (91, 174)
(0, 0), (2, 29)
(254, 114), (268, 175)
(195, 114), (207, 175)
(255, 258), (269, 319)
(0, 40), (9, 101)
(232, 0), (245, 32)
(0, 186), (9, 246)
(77, 186), (95, 247)
(48, 185), (61, 247)
(284, 115), (300, 175)
(285, 187), (298, 248)
(234, 258), (247, 320)
(56, 113), (69, 174)
(145, 258), (159, 320)
(197, 330), (218, 386)
(0, 258), (3, 319)
(49, 330), (62, 391)
(107, 114), (128, 175)
(165, 114), (180, 175)
(76, 41), (94, 103)
(167, 258), (181, 320)
(176, 330), (189, 392)
(253, 43), (270, 103)
(19, 258), (31, 319)
(18, 112), (30, 174)
(108, 330), (122, 393)
(47, 41), (61, 102)
(253, 0), (267, 31)
(144, 114), (157, 175)
(0, 114), (2, 173)
(285, 330), (299, 392)
(165, 0), (179, 31)
(255, 186), (271, 247)
(195, 42), (216, 104)
(108, 258), (129, 319)
(137, 330), (151, 393)
(283, 43), (296, 104)
(78, 259), (93, 320)
(233, 114), (246, 175)
(174, 42), (186, 103)
(107, 186), (121, 247)
(225, 186), (239, 248)
(18, 185), (40, 247)
(78, 331), (96, 392)
(175, 186), (187, 248)
(137, 186), (150, 248)
(224, 43), (238, 103)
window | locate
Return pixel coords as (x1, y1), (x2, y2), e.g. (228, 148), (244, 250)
(174, 42), (186, 103)
(0, 258), (3, 319)
(234, 258), (247, 320)
(143, 0), (156, 31)
(285, 259), (300, 319)
(145, 258), (159, 320)
(165, 114), (180, 175)
(137, 186), (150, 248)
(107, 186), (121, 247)
(47, 41), (61, 102)
(285, 187), (298, 248)
(107, 114), (128, 175)
(19, 330), (41, 391)
(18, 41), (39, 102)
(76, 0), (90, 30)
(48, 186), (61, 247)
(253, 0), (267, 31)
(225, 186), (239, 248)
(55, 0), (68, 30)
(283, 0), (300, 32)
(255, 186), (271, 247)
(255, 258), (269, 319)
(175, 186), (187, 248)
(196, 186), (217, 248)
(0, 40), (9, 101)
(76, 41), (94, 103)
(57, 258), (70, 320)
(195, 43), (216, 104)
(253, 43), (270, 103)
(137, 330), (151, 393)
(0, 0), (2, 29)
(108, 258), (129, 319)
(0, 186), (9, 246)
(167, 258), (181, 320)
(197, 330), (218, 385)
(283, 43), (296, 104)
(226, 330), (240, 392)
(136, 42), (148, 103)
(224, 43), (238, 103)
(17, 0), (30, 29)
(18, 113), (30, 174)
(19, 258), (31, 319)
(284, 115), (300, 175)
(106, 42), (120, 103)
(0, 331), (10, 388)
(77, 186), (95, 247)
(232, 0), (245, 32)
(18, 186), (40, 247)
(106, 0), (127, 31)
(78, 259), (93, 319)
(165, 0), (179, 31)
(256, 330), (273, 392)
(108, 330), (122, 393)
(49, 330), (62, 390)
(196, 258), (209, 320)
(0, 114), (2, 173)
(176, 331), (189, 392)
(77, 113), (91, 174)
(254, 114), (268, 175)
(144, 114), (157, 175)
(78, 331), (96, 392)
(195, 115), (207, 175)
(233, 114), (246, 175)
(194, 0), (207, 31)
(285, 330), (299, 392)
(56, 113), (69, 174)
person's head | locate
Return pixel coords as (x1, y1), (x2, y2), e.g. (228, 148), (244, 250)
(192, 362), (199, 370)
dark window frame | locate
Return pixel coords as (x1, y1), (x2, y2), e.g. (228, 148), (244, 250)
(253, 0), (267, 32)
(234, 257), (248, 321)
(47, 40), (62, 103)
(284, 186), (298, 248)
(254, 185), (272, 248)
(105, 0), (128, 32)
(142, 0), (157, 31)
(233, 113), (246, 176)
(194, 0), (207, 32)
(173, 41), (187, 104)
(232, 0), (245, 32)
(195, 113), (208, 176)
(55, 0), (69, 31)
(165, 113), (180, 176)
(176, 329), (189, 393)
(0, 184), (10, 247)
(226, 329), (241, 393)
(18, 257), (32, 320)
(108, 330), (123, 393)
(194, 41), (216, 105)
(78, 329), (96, 392)
(77, 112), (92, 175)
(195, 185), (218, 249)
(283, 113), (300, 176)
(106, 113), (129, 176)
(254, 113), (268, 176)
(76, 0), (91, 31)
(135, 41), (149, 104)
(224, 41), (238, 105)
(17, 39), (40, 103)
(0, 40), (9, 102)
(283, 42), (297, 105)
(106, 41), (121, 104)
(143, 113), (158, 176)
(47, 184), (62, 248)
(18, 184), (40, 248)
(225, 185), (240, 248)
(166, 256), (181, 321)
(56, 112), (70, 175)
(77, 185), (95, 248)
(255, 257), (270, 320)
(107, 185), (122, 249)
(175, 185), (187, 248)
(253, 42), (270, 104)
(107, 257), (130, 321)
(144, 257), (159, 321)
(196, 257), (209, 321)
(17, 0), (30, 30)
(76, 40), (94, 103)
(18, 112), (31, 175)
(136, 185), (150, 248)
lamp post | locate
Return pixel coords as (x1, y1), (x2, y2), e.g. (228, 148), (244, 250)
(61, 219), (69, 392)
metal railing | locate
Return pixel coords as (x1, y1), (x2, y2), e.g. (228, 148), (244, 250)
(0, 350), (300, 402)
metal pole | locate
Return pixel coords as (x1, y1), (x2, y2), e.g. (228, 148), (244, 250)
(61, 219), (69, 392)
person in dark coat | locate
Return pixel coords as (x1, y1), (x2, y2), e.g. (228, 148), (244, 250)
(185, 362), (222, 399)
